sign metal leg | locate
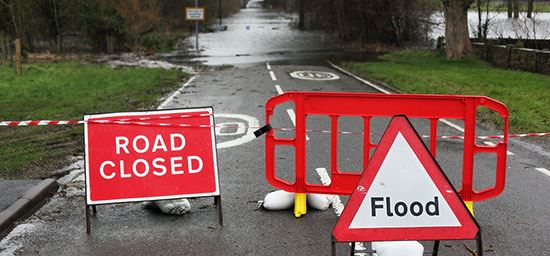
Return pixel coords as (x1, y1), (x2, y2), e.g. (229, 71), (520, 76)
(215, 196), (223, 226)
(92, 205), (97, 216)
(476, 232), (483, 256)
(85, 204), (91, 235)
(331, 236), (336, 256)
(432, 240), (440, 256)
(350, 242), (355, 256)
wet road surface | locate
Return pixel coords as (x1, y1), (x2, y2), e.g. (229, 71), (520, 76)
(1, 1), (549, 255)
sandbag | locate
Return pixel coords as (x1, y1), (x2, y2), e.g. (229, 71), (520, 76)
(262, 190), (295, 210)
(307, 193), (331, 210)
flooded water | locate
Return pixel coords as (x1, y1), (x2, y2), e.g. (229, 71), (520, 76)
(176, 0), (364, 66)
(431, 12), (550, 40)
(172, 1), (550, 66)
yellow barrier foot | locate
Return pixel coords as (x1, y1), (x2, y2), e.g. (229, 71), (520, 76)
(465, 201), (474, 216)
(294, 193), (307, 218)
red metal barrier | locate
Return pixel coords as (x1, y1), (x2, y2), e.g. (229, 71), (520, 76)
(265, 92), (509, 203)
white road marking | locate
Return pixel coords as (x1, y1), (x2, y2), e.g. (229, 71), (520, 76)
(315, 167), (367, 251)
(327, 61), (468, 135)
(269, 71), (277, 81)
(214, 114), (260, 149)
(157, 75), (197, 110)
(483, 141), (514, 155)
(535, 167), (550, 177)
(266, 62), (272, 70)
(275, 84), (284, 95)
(315, 167), (344, 216)
(327, 60), (391, 94)
(275, 84), (309, 140)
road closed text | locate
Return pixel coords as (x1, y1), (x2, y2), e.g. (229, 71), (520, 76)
(99, 133), (204, 179)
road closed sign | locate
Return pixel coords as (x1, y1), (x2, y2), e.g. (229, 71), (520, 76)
(333, 116), (478, 242)
(84, 108), (219, 205)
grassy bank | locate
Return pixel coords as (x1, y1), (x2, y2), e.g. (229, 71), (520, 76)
(343, 50), (550, 133)
(0, 62), (185, 179)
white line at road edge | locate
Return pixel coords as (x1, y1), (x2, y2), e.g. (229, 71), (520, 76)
(535, 168), (550, 177)
(269, 71), (277, 81)
(158, 75), (197, 110)
(483, 141), (514, 155)
(327, 60), (467, 135)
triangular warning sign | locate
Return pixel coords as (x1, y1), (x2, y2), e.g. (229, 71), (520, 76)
(333, 116), (479, 242)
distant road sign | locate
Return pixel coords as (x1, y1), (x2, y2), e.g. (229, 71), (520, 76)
(333, 116), (478, 242)
(290, 71), (340, 81)
(185, 7), (205, 21)
(84, 108), (219, 205)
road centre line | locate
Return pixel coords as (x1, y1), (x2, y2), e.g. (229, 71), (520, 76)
(274, 84), (309, 140)
(326, 60), (467, 135)
(315, 168), (366, 252)
(275, 85), (284, 95)
(266, 62), (272, 70)
(483, 141), (514, 155)
(315, 168), (344, 216)
(535, 168), (550, 177)
(269, 71), (277, 81)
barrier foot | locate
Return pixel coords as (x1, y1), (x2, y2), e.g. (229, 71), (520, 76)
(465, 201), (474, 216)
(294, 193), (307, 218)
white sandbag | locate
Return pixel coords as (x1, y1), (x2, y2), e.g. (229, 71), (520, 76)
(372, 241), (424, 256)
(262, 190), (295, 210)
(307, 194), (331, 210)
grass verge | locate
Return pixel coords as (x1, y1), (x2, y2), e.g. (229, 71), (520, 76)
(0, 62), (185, 179)
(343, 50), (550, 133)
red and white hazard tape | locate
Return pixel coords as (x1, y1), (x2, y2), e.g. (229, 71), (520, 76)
(1, 119), (548, 140)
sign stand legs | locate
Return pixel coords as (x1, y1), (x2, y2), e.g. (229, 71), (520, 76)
(85, 204), (91, 235)
(476, 232), (483, 256)
(214, 195), (223, 226)
(349, 242), (355, 256)
(432, 240), (440, 256)
(331, 236), (336, 256)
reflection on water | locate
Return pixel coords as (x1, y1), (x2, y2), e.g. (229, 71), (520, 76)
(431, 12), (550, 40)
(183, 0), (337, 66)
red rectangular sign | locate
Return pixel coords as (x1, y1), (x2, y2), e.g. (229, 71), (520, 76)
(84, 108), (219, 205)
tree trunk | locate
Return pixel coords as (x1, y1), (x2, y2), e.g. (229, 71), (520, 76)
(443, 0), (474, 59)
(527, 0), (534, 18)
(507, 0), (512, 18)
(476, 0), (482, 38)
(513, 0), (519, 18)
(298, 0), (305, 30)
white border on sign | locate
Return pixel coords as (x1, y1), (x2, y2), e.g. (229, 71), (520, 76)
(84, 108), (220, 205)
(289, 71), (340, 81)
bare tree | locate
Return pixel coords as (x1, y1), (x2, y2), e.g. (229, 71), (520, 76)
(527, 0), (534, 18)
(442, 0), (474, 59)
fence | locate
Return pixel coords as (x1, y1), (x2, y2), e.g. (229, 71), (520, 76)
(472, 41), (550, 75)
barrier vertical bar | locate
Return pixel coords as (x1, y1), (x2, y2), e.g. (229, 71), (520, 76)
(430, 118), (438, 156)
(363, 116), (371, 169)
(462, 98), (477, 214)
(294, 95), (307, 217)
(331, 115), (339, 177)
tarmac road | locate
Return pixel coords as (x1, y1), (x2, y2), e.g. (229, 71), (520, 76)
(1, 1), (549, 255)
